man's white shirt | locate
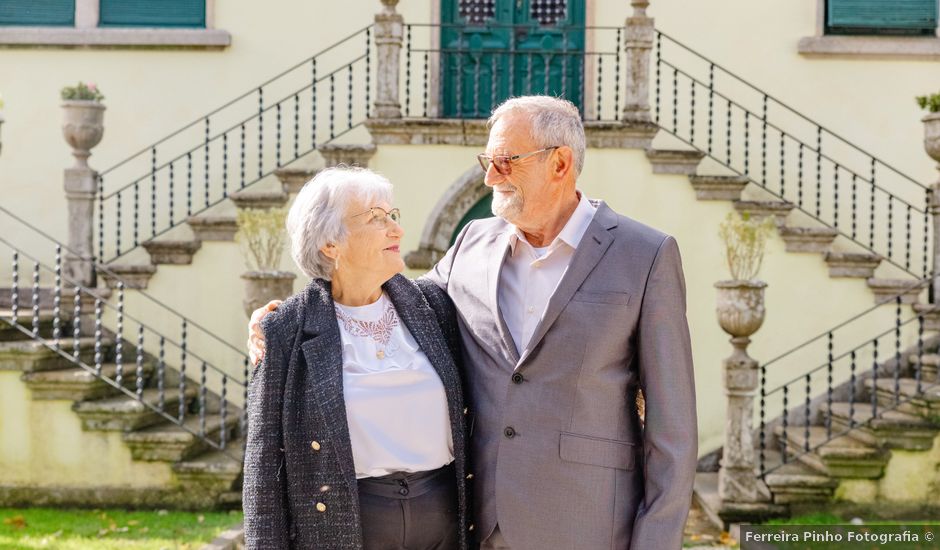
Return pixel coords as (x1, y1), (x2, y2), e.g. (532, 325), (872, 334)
(497, 191), (597, 355)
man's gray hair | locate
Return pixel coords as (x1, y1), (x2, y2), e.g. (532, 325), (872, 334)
(488, 95), (586, 175)
(286, 166), (393, 280)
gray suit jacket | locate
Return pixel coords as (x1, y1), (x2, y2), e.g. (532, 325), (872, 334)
(423, 201), (697, 550)
(243, 275), (471, 549)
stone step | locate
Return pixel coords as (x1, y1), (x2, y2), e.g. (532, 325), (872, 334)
(0, 309), (72, 341)
(98, 264), (157, 290)
(774, 425), (888, 479)
(913, 304), (940, 332)
(123, 412), (240, 462)
(0, 336), (116, 372)
(866, 278), (926, 305)
(274, 167), (318, 194)
(823, 401), (938, 450)
(21, 362), (154, 401)
(866, 377), (940, 423)
(0, 287), (111, 309)
(777, 226), (839, 254)
(732, 200), (795, 226)
(186, 215), (239, 242)
(687, 175), (749, 201)
(73, 386), (198, 432)
(824, 251), (882, 279)
(763, 450), (838, 504)
(174, 437), (245, 507)
(644, 148), (706, 175)
(229, 189), (289, 210)
(909, 353), (939, 383)
(143, 239), (202, 266)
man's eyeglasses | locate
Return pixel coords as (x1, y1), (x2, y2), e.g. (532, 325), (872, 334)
(477, 146), (560, 176)
(350, 206), (401, 226)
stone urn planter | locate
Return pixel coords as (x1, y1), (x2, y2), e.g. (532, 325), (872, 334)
(715, 280), (768, 339)
(61, 100), (105, 168)
(924, 112), (940, 163)
(241, 270), (296, 317)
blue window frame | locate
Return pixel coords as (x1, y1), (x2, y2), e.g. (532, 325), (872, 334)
(827, 0), (938, 35)
(98, 0), (206, 28)
(0, 0), (75, 26)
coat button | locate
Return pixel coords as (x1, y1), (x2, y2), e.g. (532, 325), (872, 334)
(311, 441), (321, 451)
(315, 502), (327, 512)
(511, 372), (524, 384)
(504, 427), (516, 439)
(468, 524), (475, 532)
(466, 473), (474, 480)
(463, 407), (469, 415)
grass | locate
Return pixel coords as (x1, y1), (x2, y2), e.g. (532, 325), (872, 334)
(766, 512), (940, 526)
(0, 507), (243, 550)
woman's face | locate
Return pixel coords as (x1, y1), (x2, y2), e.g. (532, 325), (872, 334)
(330, 196), (405, 283)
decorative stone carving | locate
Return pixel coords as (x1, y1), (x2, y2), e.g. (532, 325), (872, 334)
(622, 0), (654, 123)
(374, 0), (404, 119)
(241, 271), (296, 317)
(62, 100), (105, 287)
(923, 112), (940, 303)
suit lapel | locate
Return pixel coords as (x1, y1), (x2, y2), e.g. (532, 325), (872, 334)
(517, 203), (618, 367)
(487, 231), (521, 365)
(299, 280), (358, 495)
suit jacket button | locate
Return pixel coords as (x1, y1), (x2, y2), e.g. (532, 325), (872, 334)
(399, 487), (410, 496)
(315, 502), (327, 512)
(511, 372), (524, 384)
(311, 441), (321, 451)
(504, 427), (516, 438)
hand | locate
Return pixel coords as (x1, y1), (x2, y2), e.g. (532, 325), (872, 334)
(247, 300), (282, 366)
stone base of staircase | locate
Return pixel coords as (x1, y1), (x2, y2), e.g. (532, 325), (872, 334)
(693, 472), (788, 529)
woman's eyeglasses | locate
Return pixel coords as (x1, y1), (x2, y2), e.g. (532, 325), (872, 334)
(477, 146), (560, 176)
(350, 206), (401, 226)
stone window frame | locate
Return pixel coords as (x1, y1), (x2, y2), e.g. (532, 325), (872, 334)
(0, 0), (230, 49)
(798, 0), (940, 59)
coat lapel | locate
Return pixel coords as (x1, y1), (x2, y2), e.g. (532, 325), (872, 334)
(487, 231), (521, 365)
(299, 280), (358, 496)
(517, 202), (618, 368)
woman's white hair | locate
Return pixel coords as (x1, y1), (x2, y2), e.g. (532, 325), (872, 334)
(488, 95), (586, 175)
(287, 166), (393, 280)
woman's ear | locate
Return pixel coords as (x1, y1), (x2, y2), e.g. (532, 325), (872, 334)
(320, 242), (338, 260)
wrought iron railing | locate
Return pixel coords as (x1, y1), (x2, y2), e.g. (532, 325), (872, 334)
(95, 25), (373, 263)
(757, 277), (936, 478)
(0, 206), (248, 458)
(652, 30), (931, 279)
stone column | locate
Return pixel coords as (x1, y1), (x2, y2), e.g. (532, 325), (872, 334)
(622, 0), (654, 123)
(373, 0), (404, 119)
(714, 280), (767, 505)
(924, 113), (940, 303)
(62, 101), (105, 287)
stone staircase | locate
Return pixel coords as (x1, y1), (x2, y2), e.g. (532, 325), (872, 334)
(100, 144), (376, 290)
(0, 299), (244, 510)
(644, 147), (925, 308)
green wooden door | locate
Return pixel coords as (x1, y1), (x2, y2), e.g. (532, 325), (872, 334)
(441, 0), (585, 118)
(451, 193), (494, 245)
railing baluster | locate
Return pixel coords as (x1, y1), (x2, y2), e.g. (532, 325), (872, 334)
(797, 144), (804, 208)
(905, 205), (912, 271)
(759, 364), (766, 476)
(760, 96), (767, 188)
(849, 350), (856, 428)
(851, 174), (858, 239)
(826, 333), (833, 439)
(725, 100), (732, 166)
(422, 50), (429, 118)
(743, 111), (750, 177)
(220, 376), (228, 449)
(179, 319), (187, 422)
(116, 190), (123, 255)
(200, 361), (207, 437)
(706, 64), (714, 154)
(223, 133), (229, 198)
(187, 153), (194, 216)
(815, 128), (822, 218)
(916, 315), (925, 394)
(293, 95), (300, 160)
(781, 385), (789, 463)
(11, 252), (18, 326)
(654, 33), (661, 124)
(132, 182), (139, 247)
(871, 339), (879, 418)
(169, 161), (175, 226)
(97, 180), (105, 261)
(887, 196), (894, 263)
(329, 74), (336, 139)
(136, 325), (145, 400)
(671, 67), (677, 133)
(833, 165), (839, 228)
(803, 374), (811, 452)
(240, 125), (246, 190)
(151, 147), (158, 239)
(312, 59), (317, 145)
(94, 298), (103, 377)
(204, 118), (211, 210)
(258, 89), (264, 178)
(365, 27), (371, 115)
(31, 262), (40, 338)
(689, 75), (695, 143)
(615, 28), (622, 121)
(158, 336), (166, 412)
(405, 25), (412, 117)
(869, 161), (876, 249)
(893, 297), (902, 407)
(597, 56), (604, 121)
(779, 132), (785, 199)
(53, 245), (62, 350)
(115, 282), (124, 388)
(72, 285), (81, 359)
(276, 103), (282, 168)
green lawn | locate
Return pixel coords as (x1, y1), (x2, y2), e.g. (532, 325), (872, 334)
(766, 512), (940, 526)
(0, 508), (243, 550)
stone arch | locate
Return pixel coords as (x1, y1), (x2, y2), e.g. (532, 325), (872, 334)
(404, 164), (489, 270)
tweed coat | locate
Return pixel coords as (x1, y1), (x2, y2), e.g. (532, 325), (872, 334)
(243, 274), (471, 549)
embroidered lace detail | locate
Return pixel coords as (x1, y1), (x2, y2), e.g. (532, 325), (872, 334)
(334, 300), (400, 347)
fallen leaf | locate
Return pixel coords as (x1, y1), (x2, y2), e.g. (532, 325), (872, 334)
(2, 515), (26, 529)
(127, 519), (139, 526)
(157, 509), (168, 516)
(197, 514), (205, 524)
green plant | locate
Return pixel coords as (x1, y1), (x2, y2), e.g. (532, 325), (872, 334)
(61, 82), (104, 102)
(236, 207), (289, 271)
(718, 212), (775, 280)
(916, 92), (940, 113)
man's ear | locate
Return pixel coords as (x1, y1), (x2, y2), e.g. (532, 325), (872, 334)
(553, 146), (574, 178)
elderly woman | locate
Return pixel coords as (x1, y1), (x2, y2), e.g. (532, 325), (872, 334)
(243, 166), (470, 550)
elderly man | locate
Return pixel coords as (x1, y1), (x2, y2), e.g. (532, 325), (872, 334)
(249, 95), (697, 550)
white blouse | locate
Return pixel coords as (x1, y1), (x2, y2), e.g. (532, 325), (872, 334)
(334, 293), (454, 479)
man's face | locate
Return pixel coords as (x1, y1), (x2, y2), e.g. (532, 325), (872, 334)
(483, 113), (550, 226)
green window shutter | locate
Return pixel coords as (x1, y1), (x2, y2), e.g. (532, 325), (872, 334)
(0, 0), (75, 26)
(827, 0), (938, 34)
(99, 0), (205, 28)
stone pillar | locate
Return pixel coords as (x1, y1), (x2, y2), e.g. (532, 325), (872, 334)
(373, 0), (404, 119)
(62, 101), (105, 287)
(717, 336), (761, 502)
(924, 113), (940, 303)
(622, 0), (654, 123)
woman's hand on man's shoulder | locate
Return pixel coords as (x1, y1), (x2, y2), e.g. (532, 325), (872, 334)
(247, 300), (283, 367)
